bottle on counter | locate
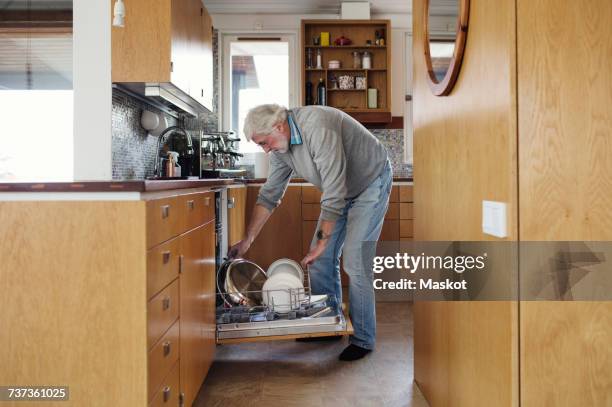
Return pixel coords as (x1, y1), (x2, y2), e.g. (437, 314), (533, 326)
(317, 78), (326, 105)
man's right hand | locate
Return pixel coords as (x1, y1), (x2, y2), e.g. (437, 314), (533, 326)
(227, 239), (251, 260)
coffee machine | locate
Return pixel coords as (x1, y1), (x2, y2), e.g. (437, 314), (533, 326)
(200, 131), (246, 178)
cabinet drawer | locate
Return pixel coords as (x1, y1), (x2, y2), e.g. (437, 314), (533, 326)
(147, 197), (181, 248)
(148, 279), (180, 350)
(180, 192), (214, 232)
(400, 220), (414, 238)
(147, 239), (180, 299)
(301, 186), (321, 203)
(390, 186), (399, 202)
(380, 220), (399, 241)
(398, 185), (413, 202)
(148, 320), (179, 402)
(385, 203), (399, 220)
(302, 203), (320, 221)
(149, 360), (180, 407)
(399, 203), (414, 220)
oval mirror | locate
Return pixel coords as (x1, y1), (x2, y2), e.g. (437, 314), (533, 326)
(424, 0), (470, 96)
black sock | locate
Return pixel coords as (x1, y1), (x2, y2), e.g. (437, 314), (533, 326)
(338, 344), (371, 361)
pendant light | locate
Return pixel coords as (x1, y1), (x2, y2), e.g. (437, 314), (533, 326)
(113, 0), (125, 27)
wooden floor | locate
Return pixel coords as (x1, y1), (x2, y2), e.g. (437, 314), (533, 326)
(194, 302), (428, 407)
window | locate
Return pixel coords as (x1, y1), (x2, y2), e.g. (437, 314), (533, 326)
(0, 1), (74, 181)
(222, 35), (296, 153)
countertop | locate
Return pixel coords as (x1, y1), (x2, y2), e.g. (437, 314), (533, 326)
(0, 178), (234, 193)
(0, 176), (412, 194)
(244, 177), (413, 184)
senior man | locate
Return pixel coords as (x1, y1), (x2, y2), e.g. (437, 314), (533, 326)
(228, 104), (392, 361)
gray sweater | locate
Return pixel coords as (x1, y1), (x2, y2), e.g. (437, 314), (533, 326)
(257, 106), (389, 221)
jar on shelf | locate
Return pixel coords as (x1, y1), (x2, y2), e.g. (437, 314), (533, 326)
(306, 48), (314, 68)
(362, 51), (372, 69)
(352, 51), (362, 69)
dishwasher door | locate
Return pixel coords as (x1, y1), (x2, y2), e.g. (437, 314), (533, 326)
(215, 295), (353, 344)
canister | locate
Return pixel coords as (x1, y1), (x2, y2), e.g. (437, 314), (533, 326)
(362, 51), (372, 69)
(368, 88), (378, 108)
(321, 32), (330, 46)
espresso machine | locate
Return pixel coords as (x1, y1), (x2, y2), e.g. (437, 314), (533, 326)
(200, 131), (247, 178)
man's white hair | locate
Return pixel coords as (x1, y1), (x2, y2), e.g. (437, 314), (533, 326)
(243, 104), (288, 141)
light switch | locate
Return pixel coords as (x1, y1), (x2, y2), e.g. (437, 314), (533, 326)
(482, 200), (507, 238)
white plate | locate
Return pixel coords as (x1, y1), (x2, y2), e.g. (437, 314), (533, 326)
(262, 273), (304, 312)
(267, 258), (304, 282)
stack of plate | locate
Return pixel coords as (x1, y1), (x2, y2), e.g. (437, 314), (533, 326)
(262, 259), (305, 312)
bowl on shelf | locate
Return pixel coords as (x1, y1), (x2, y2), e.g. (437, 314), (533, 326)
(334, 36), (352, 46)
(328, 60), (341, 69)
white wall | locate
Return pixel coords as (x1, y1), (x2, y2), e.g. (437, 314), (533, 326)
(73, 0), (112, 180)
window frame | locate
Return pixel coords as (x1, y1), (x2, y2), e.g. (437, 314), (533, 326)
(219, 31), (299, 143)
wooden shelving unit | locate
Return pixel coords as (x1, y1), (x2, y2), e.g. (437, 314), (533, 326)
(301, 19), (392, 124)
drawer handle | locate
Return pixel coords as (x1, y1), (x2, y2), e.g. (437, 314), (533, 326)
(163, 341), (171, 357)
(227, 197), (235, 209)
(162, 251), (171, 264)
(161, 205), (170, 219)
(163, 386), (171, 403)
(204, 197), (211, 207)
(187, 199), (195, 210)
(162, 296), (171, 310)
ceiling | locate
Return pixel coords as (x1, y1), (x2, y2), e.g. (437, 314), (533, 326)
(203, 0), (460, 16)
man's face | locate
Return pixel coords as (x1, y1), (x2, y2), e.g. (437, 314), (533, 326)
(251, 121), (289, 154)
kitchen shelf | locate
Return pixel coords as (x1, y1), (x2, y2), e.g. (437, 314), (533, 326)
(328, 89), (366, 92)
(301, 19), (391, 124)
(305, 45), (387, 49)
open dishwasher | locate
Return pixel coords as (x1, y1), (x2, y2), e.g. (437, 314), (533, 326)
(215, 258), (353, 344)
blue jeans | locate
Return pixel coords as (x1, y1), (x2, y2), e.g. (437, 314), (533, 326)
(309, 161), (393, 350)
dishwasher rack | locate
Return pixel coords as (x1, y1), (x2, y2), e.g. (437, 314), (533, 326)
(216, 271), (349, 342)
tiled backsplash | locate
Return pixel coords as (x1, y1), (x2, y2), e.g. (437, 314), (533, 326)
(111, 90), (179, 180)
(370, 128), (412, 178)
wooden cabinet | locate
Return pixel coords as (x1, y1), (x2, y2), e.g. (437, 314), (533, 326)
(111, 0), (214, 111)
(0, 187), (218, 406)
(301, 20), (392, 124)
(178, 222), (214, 407)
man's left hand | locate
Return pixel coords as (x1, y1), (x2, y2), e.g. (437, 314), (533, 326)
(301, 241), (327, 269)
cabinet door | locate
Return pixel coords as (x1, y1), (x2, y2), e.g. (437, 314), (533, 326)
(201, 221), (216, 380)
(179, 225), (205, 407)
(227, 187), (247, 247)
(199, 5), (214, 110)
(170, 0), (192, 94)
(179, 221), (216, 407)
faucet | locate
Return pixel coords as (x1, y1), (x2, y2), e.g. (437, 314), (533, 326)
(153, 126), (193, 177)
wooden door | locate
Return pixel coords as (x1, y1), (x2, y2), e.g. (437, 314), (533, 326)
(179, 225), (204, 407)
